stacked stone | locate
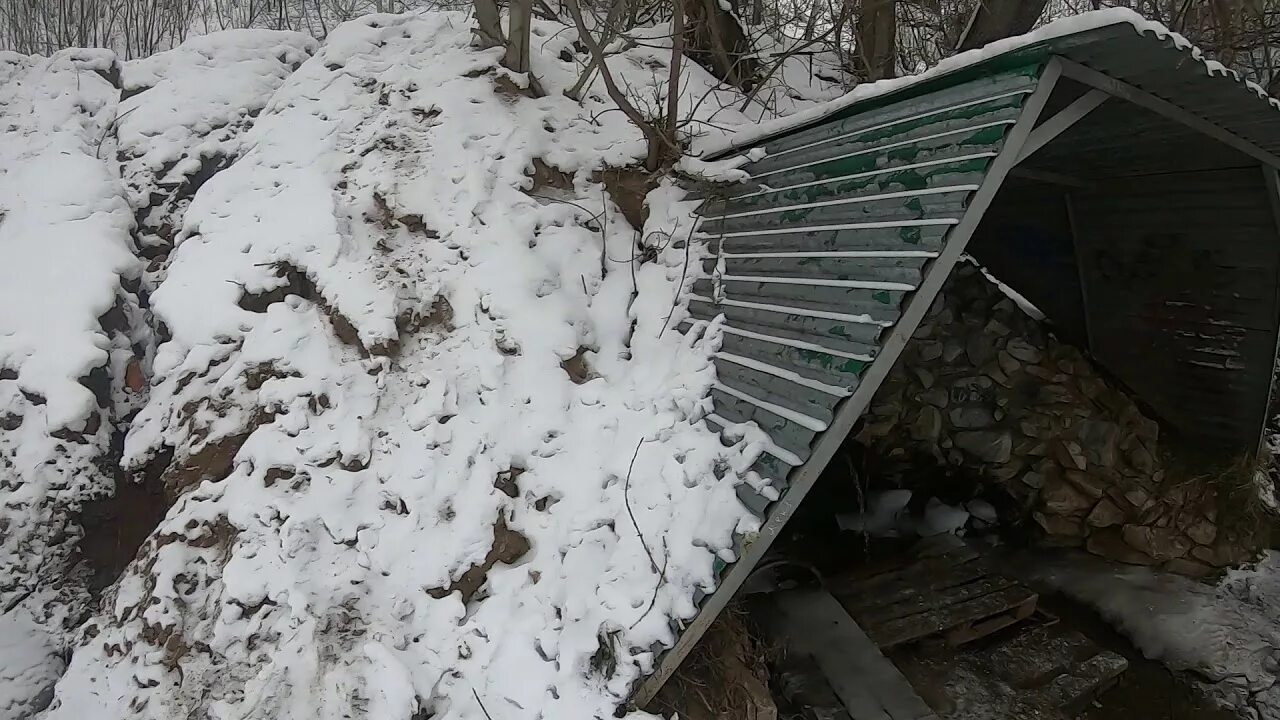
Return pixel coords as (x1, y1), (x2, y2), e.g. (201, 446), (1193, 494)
(856, 263), (1255, 576)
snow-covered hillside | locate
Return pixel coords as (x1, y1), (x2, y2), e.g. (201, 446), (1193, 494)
(0, 11), (810, 720)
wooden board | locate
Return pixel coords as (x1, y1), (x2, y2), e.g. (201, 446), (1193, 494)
(830, 539), (1038, 649)
(770, 589), (940, 720)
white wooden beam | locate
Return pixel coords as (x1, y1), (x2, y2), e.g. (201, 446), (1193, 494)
(1016, 88), (1108, 163)
(1057, 57), (1280, 170)
(630, 57), (1066, 709)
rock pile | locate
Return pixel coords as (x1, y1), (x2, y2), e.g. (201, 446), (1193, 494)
(857, 262), (1263, 576)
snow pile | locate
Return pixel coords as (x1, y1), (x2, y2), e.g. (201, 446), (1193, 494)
(116, 30), (317, 291)
(43, 14), (757, 720)
(1033, 552), (1280, 717)
(0, 48), (139, 718)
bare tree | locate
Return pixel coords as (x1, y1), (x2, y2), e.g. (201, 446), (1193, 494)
(955, 0), (1049, 51)
(855, 0), (896, 78)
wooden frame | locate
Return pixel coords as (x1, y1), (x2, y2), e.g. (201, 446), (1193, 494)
(630, 57), (1066, 708)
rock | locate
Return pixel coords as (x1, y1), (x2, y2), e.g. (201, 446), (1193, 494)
(991, 458), (1024, 482)
(911, 406), (943, 442)
(985, 365), (1011, 387)
(1122, 525), (1192, 561)
(1087, 528), (1157, 566)
(966, 334), (996, 366)
(913, 367), (935, 389)
(1064, 470), (1105, 500)
(917, 341), (943, 362)
(950, 406), (994, 429)
(1005, 337), (1042, 363)
(1193, 539), (1252, 568)
(1128, 444), (1156, 474)
(1163, 558), (1216, 579)
(1079, 420), (1120, 468)
(985, 318), (1012, 337)
(921, 387), (949, 408)
(997, 350), (1021, 376)
(1123, 487), (1151, 510)
(1041, 478), (1094, 517)
(1186, 518), (1218, 546)
(943, 343), (965, 363)
(913, 322), (935, 339)
(1087, 498), (1126, 528)
(1035, 512), (1086, 538)
(955, 430), (1012, 463)
(1022, 471), (1046, 489)
(1037, 384), (1074, 404)
(1019, 419), (1049, 439)
(1052, 440), (1087, 471)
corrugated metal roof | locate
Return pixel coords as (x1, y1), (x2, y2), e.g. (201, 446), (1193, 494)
(678, 67), (1039, 507)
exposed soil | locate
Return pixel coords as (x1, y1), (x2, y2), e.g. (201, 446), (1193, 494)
(78, 459), (169, 594)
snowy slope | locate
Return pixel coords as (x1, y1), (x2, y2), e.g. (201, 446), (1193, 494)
(0, 48), (138, 719)
(42, 14), (758, 720)
(117, 30), (317, 293)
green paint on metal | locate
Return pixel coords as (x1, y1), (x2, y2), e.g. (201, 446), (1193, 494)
(872, 290), (892, 304)
(905, 197), (924, 213)
(796, 350), (870, 376)
(901, 226), (922, 244)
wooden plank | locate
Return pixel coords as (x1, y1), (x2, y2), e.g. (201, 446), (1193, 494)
(856, 576), (1020, 627)
(772, 589), (939, 720)
(830, 553), (988, 614)
(867, 585), (1038, 649)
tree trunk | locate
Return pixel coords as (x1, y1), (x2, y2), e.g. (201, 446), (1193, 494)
(472, 0), (504, 49)
(855, 0), (896, 81)
(682, 0), (758, 90)
(955, 0), (1049, 52)
(506, 0), (533, 73)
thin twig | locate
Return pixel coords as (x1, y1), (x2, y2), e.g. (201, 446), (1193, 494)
(630, 538), (668, 629)
(472, 689), (495, 720)
(623, 437), (659, 573)
(660, 218), (700, 336)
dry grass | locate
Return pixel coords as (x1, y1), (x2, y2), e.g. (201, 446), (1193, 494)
(644, 604), (778, 720)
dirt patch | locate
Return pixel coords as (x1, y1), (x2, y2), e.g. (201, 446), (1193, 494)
(645, 605), (777, 720)
(426, 516), (530, 604)
(528, 159), (575, 194)
(78, 468), (169, 594)
(595, 167), (658, 230)
(237, 261), (386, 356)
(561, 346), (597, 384)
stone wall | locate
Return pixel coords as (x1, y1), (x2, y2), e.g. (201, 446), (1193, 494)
(856, 262), (1262, 576)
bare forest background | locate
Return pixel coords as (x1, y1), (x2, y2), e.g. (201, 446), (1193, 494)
(4, 0), (1279, 169)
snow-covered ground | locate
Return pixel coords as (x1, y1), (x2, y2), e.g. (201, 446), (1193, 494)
(0, 48), (139, 718)
(1033, 552), (1280, 719)
(3, 13), (803, 720)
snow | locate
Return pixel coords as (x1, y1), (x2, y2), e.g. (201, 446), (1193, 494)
(0, 47), (137, 720)
(0, 608), (65, 720)
(41, 14), (759, 720)
(117, 30), (317, 291)
(0, 49), (137, 428)
(695, 7), (1280, 159)
(1032, 552), (1280, 717)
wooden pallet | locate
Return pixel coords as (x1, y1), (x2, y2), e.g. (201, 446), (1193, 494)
(828, 537), (1038, 650)
(769, 588), (940, 720)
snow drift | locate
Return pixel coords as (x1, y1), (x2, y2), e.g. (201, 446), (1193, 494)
(11, 12), (775, 720)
